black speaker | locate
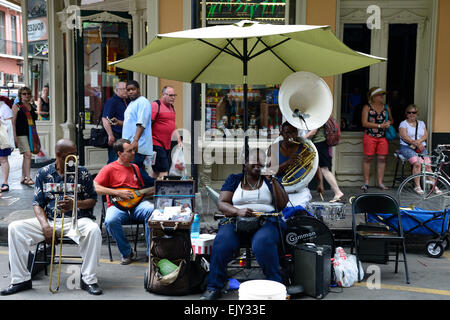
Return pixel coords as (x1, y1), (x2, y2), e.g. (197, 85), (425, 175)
(292, 243), (331, 299)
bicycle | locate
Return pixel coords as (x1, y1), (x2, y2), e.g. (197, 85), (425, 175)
(396, 144), (450, 257)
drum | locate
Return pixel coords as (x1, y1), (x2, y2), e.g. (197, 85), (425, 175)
(305, 201), (346, 221)
(285, 215), (335, 254)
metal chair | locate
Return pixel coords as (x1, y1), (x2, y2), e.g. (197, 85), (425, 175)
(99, 195), (145, 262)
(351, 193), (410, 284)
(29, 238), (82, 278)
(392, 150), (409, 188)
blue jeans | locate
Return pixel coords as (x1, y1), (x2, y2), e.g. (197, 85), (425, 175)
(206, 217), (286, 291)
(104, 201), (154, 258)
(133, 153), (155, 188)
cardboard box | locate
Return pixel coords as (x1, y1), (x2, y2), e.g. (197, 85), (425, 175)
(191, 234), (216, 255)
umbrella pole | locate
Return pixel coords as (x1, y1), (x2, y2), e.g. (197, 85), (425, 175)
(243, 38), (249, 163)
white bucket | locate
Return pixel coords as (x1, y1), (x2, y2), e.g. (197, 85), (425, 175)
(238, 280), (286, 300)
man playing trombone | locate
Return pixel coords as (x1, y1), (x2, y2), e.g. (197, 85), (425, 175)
(0, 139), (103, 296)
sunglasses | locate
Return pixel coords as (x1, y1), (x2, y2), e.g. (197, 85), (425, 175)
(22, 92), (31, 96)
(407, 111), (417, 114)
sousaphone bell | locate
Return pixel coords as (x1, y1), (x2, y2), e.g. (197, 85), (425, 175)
(276, 71), (333, 193)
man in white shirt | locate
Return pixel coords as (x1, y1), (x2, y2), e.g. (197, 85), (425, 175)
(122, 80), (154, 187)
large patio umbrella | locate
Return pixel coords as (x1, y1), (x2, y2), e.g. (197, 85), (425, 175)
(112, 20), (385, 157)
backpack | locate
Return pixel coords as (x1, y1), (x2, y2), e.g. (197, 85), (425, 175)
(324, 117), (341, 146)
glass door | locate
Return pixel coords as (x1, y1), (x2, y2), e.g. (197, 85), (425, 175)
(75, 15), (131, 164)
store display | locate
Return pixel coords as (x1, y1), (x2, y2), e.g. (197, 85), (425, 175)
(204, 86), (281, 139)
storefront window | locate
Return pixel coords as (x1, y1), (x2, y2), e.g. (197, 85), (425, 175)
(205, 85), (281, 140)
(200, 0), (292, 143)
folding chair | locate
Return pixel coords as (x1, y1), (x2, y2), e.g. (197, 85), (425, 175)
(99, 195), (145, 262)
(29, 238), (82, 278)
(351, 193), (410, 284)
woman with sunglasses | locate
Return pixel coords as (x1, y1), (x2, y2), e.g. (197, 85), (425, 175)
(12, 87), (39, 186)
(398, 104), (439, 194)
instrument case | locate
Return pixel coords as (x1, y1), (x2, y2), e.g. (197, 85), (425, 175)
(292, 243), (331, 299)
(149, 178), (196, 231)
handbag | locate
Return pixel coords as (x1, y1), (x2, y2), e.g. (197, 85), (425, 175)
(90, 125), (109, 148)
(408, 121), (421, 153)
(0, 124), (11, 150)
(235, 216), (262, 234)
(384, 104), (398, 141)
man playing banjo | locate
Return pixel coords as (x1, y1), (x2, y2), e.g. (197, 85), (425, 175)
(94, 138), (154, 265)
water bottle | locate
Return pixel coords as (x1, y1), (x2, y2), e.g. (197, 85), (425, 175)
(191, 214), (200, 239)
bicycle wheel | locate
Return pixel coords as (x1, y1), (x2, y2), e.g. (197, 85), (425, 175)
(397, 172), (450, 211)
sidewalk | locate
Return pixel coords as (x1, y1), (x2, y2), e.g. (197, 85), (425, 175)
(2, 152), (450, 301)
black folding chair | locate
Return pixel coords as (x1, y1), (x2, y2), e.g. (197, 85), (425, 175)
(29, 238), (82, 278)
(351, 193), (410, 284)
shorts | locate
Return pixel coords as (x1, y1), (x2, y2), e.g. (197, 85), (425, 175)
(0, 148), (12, 157)
(363, 133), (389, 156)
(152, 145), (171, 173)
(17, 136), (31, 154)
(399, 145), (431, 165)
(314, 141), (332, 169)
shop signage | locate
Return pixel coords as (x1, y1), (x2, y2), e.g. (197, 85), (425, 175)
(27, 17), (48, 42)
(206, 0), (286, 21)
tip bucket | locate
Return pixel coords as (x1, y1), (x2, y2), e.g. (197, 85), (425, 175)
(238, 280), (286, 300)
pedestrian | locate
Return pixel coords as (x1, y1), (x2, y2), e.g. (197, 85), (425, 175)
(102, 81), (129, 163)
(360, 87), (393, 191)
(0, 98), (14, 193)
(122, 80), (154, 187)
(151, 86), (182, 178)
(304, 125), (344, 202)
(36, 84), (50, 120)
(12, 86), (40, 186)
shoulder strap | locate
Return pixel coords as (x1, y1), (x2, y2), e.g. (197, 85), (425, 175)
(415, 120), (418, 140)
(153, 100), (161, 123)
(130, 163), (143, 188)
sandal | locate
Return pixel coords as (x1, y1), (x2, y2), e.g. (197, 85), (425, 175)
(414, 186), (424, 195)
(435, 187), (443, 195)
(20, 178), (27, 185)
(361, 184), (369, 192)
(25, 179), (34, 186)
(378, 184), (389, 190)
(1, 184), (9, 192)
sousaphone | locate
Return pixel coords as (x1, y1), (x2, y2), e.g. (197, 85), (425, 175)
(276, 71), (333, 193)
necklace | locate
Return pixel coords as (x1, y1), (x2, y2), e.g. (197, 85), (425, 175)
(245, 174), (261, 190)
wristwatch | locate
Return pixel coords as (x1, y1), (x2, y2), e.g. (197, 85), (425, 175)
(378, 124), (381, 129)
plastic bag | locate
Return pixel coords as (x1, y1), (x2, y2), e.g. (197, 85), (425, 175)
(332, 247), (364, 287)
(169, 146), (187, 176)
(35, 148), (50, 163)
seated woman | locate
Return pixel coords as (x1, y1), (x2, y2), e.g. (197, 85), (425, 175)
(200, 148), (289, 300)
(399, 104), (440, 195)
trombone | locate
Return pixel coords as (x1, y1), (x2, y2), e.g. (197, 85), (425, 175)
(48, 154), (82, 293)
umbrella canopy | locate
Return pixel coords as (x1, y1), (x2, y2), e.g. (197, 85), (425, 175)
(112, 20), (385, 85)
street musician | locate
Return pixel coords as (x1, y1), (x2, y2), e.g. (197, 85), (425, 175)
(1, 139), (102, 296)
(200, 147), (288, 300)
(267, 121), (315, 217)
(94, 138), (154, 265)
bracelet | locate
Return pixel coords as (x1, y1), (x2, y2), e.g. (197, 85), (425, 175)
(378, 124), (381, 129)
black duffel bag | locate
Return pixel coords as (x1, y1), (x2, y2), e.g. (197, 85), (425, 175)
(90, 124), (109, 148)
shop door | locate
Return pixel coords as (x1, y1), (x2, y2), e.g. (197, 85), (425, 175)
(336, 5), (432, 186)
(75, 17), (131, 165)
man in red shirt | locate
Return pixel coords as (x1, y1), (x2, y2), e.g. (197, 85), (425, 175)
(94, 139), (154, 265)
(151, 86), (182, 178)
